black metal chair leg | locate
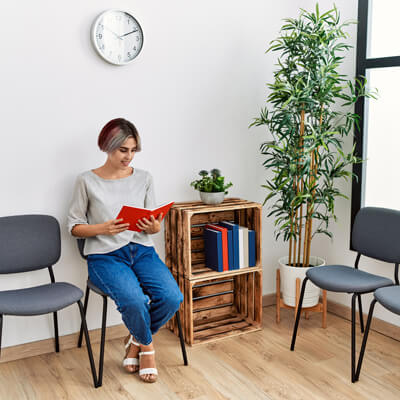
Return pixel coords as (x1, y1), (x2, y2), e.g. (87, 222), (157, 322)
(53, 312), (59, 352)
(357, 294), (364, 333)
(351, 294), (357, 383)
(78, 285), (90, 348)
(0, 314), (3, 358)
(77, 300), (98, 388)
(355, 299), (377, 381)
(175, 310), (188, 365)
(97, 296), (108, 387)
(290, 277), (309, 351)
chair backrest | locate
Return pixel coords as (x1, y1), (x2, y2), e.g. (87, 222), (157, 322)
(77, 238), (87, 260)
(0, 214), (61, 274)
(352, 207), (400, 264)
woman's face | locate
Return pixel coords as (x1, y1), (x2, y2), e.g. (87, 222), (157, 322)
(108, 137), (137, 170)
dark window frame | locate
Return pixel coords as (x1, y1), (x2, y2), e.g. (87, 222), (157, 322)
(351, 0), (400, 247)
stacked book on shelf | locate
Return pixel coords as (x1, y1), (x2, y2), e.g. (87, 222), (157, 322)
(204, 221), (256, 272)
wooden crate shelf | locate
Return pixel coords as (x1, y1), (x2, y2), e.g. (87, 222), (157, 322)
(164, 199), (263, 345)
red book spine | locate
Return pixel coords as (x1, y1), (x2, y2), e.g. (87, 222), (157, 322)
(205, 224), (228, 271)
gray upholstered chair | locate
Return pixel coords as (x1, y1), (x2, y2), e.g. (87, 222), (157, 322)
(355, 285), (400, 381)
(0, 215), (98, 387)
(290, 207), (400, 382)
(76, 238), (188, 387)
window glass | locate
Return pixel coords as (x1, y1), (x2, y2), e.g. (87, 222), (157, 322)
(363, 66), (400, 209)
(367, 0), (400, 58)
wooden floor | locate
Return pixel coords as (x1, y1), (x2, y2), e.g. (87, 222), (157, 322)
(1, 306), (400, 400)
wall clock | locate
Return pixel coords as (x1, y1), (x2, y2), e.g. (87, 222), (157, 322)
(91, 9), (144, 65)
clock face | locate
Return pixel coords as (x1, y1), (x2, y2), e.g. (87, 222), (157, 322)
(92, 10), (144, 65)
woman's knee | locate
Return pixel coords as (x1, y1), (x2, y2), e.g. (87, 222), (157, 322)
(118, 292), (150, 315)
(160, 288), (183, 312)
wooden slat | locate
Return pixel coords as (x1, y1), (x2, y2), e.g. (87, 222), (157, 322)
(193, 325), (261, 345)
(191, 225), (204, 237)
(171, 197), (245, 208)
(188, 280), (194, 344)
(191, 211), (235, 225)
(191, 251), (205, 264)
(254, 271), (263, 325)
(193, 314), (241, 330)
(190, 266), (262, 282)
(239, 274), (247, 317)
(183, 211), (192, 277)
(191, 237), (204, 251)
(254, 206), (262, 267)
(194, 320), (250, 340)
(247, 271), (255, 322)
(246, 207), (254, 230)
(193, 293), (234, 311)
(170, 208), (177, 276)
(193, 281), (233, 298)
(192, 305), (235, 323)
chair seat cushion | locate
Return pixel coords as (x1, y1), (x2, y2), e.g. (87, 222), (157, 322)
(0, 282), (83, 316)
(306, 265), (393, 293)
(375, 286), (400, 315)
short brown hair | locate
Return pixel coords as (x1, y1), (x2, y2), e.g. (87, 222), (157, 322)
(98, 118), (142, 153)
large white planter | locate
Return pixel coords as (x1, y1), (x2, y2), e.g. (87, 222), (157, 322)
(199, 191), (225, 205)
(279, 256), (325, 308)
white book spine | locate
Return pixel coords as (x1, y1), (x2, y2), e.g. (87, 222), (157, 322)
(242, 227), (249, 268)
(238, 227), (244, 268)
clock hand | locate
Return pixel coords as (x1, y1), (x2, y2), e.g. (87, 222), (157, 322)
(104, 26), (122, 40)
(120, 29), (138, 38)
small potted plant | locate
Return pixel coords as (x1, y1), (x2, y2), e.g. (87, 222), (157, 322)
(190, 169), (233, 204)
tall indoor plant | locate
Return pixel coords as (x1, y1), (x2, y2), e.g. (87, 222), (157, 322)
(251, 5), (375, 306)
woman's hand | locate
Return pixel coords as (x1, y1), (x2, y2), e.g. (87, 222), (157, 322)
(101, 218), (130, 235)
(137, 213), (163, 234)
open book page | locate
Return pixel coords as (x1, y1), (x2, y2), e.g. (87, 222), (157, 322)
(116, 201), (174, 232)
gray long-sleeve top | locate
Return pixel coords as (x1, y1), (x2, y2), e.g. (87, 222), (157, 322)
(67, 168), (156, 255)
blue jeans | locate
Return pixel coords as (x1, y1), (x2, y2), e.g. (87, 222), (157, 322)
(87, 242), (183, 345)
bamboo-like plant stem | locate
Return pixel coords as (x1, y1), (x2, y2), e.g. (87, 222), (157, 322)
(305, 109), (323, 267)
(297, 181), (304, 266)
(297, 108), (305, 267)
(293, 204), (298, 266)
(305, 150), (315, 267)
(289, 218), (293, 266)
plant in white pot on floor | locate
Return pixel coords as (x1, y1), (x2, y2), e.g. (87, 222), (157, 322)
(250, 5), (375, 307)
(190, 169), (233, 205)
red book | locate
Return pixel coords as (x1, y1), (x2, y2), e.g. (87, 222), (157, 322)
(116, 201), (174, 232)
(205, 224), (228, 271)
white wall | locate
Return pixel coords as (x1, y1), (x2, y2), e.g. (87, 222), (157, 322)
(0, 0), (287, 347)
(2, 0), (396, 348)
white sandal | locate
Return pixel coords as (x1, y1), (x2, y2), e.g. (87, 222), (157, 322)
(123, 335), (140, 372)
(139, 350), (158, 383)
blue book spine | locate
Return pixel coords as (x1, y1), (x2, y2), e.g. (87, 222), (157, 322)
(204, 228), (223, 272)
(220, 221), (240, 270)
(248, 229), (256, 267)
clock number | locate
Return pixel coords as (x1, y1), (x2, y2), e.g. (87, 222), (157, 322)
(127, 52), (131, 58)
(97, 33), (102, 39)
(133, 46), (137, 51)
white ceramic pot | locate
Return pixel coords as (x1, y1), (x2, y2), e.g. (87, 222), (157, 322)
(279, 256), (325, 308)
(199, 191), (225, 205)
